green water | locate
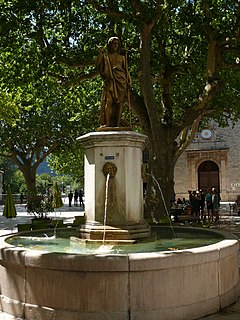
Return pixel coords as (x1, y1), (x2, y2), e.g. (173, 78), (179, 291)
(6, 228), (223, 255)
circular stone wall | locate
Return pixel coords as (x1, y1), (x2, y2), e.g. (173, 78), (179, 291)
(0, 227), (239, 320)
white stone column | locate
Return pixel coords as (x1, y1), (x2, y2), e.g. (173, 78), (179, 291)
(77, 131), (147, 227)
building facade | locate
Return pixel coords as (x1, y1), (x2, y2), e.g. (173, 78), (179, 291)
(174, 122), (240, 202)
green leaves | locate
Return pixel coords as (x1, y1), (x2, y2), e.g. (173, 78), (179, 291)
(0, 88), (21, 123)
(1, 0), (240, 198)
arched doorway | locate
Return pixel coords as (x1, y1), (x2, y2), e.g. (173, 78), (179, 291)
(198, 161), (220, 192)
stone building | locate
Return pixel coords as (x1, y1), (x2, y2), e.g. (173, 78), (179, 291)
(174, 122), (240, 202)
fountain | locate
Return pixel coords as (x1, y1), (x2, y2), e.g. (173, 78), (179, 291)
(75, 131), (151, 243)
(0, 130), (239, 320)
(0, 36), (239, 319)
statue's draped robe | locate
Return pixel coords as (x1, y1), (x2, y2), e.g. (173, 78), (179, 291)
(96, 52), (131, 126)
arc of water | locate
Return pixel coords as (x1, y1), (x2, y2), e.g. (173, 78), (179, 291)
(43, 221), (58, 239)
(53, 220), (59, 238)
(150, 175), (169, 217)
(146, 173), (176, 238)
(103, 173), (110, 244)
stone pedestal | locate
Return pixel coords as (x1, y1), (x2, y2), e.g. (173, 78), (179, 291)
(77, 131), (150, 241)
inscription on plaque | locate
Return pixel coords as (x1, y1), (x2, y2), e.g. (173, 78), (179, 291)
(105, 156), (114, 160)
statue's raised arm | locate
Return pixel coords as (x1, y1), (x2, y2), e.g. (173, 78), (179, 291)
(96, 37), (131, 129)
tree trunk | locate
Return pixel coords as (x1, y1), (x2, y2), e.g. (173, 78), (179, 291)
(144, 133), (176, 222)
(21, 167), (41, 216)
(22, 167), (37, 195)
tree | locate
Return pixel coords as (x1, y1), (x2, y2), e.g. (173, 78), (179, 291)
(0, 158), (26, 193)
(2, 1), (240, 220)
(0, 82), (97, 211)
(0, 0), (102, 212)
(0, 34), (98, 212)
(87, 0), (240, 220)
(0, 1), (102, 206)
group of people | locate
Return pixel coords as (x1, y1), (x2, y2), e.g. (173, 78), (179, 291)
(174, 187), (221, 223)
(68, 189), (84, 208)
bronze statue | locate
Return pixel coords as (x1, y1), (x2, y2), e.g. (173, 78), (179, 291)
(96, 37), (131, 128)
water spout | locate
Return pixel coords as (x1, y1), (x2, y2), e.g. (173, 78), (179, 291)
(103, 173), (110, 244)
(53, 220), (59, 237)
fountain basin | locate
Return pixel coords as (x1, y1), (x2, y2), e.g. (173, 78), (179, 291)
(0, 226), (239, 320)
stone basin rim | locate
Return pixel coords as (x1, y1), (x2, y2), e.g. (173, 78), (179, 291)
(0, 226), (239, 320)
(0, 226), (237, 261)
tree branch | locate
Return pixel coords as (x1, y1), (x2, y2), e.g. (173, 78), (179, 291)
(32, 142), (60, 171)
(48, 70), (99, 87)
(174, 80), (223, 137)
(88, 0), (126, 19)
(34, 3), (49, 49)
(131, 92), (151, 134)
(174, 116), (202, 161)
(129, 0), (145, 17)
(151, 0), (165, 27)
(138, 25), (157, 122)
(58, 57), (96, 68)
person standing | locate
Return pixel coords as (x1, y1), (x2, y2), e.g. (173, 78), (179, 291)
(206, 188), (213, 221)
(188, 190), (193, 206)
(191, 190), (201, 217)
(199, 190), (206, 220)
(68, 191), (73, 207)
(74, 190), (79, 206)
(20, 192), (24, 204)
(212, 188), (220, 222)
(79, 189), (84, 208)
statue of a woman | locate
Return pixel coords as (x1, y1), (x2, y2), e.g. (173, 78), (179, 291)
(96, 37), (131, 128)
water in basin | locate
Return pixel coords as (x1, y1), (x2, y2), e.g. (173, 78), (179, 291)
(6, 227), (223, 255)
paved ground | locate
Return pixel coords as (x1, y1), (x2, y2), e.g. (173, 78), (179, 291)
(0, 197), (84, 237)
(0, 202), (240, 319)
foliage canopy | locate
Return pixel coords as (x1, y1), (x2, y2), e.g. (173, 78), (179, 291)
(1, 0), (240, 218)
